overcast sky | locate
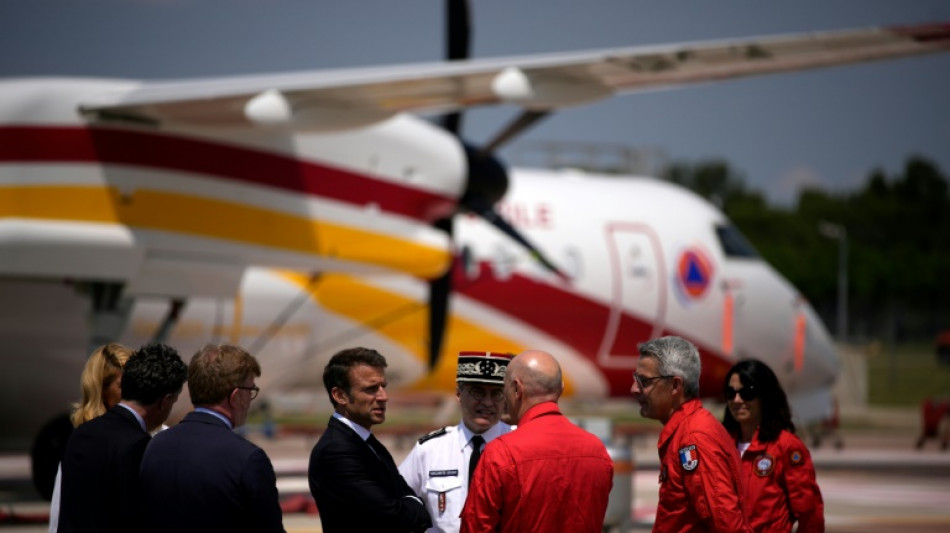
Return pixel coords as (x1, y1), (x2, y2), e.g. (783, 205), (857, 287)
(2, 0), (948, 205)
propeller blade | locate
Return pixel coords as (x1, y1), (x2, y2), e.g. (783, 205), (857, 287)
(440, 0), (471, 135)
(445, 0), (470, 61)
(482, 110), (550, 155)
(470, 200), (570, 282)
(428, 272), (450, 370)
(429, 0), (471, 367)
(428, 218), (454, 369)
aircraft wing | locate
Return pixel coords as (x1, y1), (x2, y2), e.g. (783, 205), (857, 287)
(78, 22), (950, 130)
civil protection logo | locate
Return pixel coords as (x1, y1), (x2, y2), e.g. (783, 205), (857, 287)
(673, 246), (714, 306)
(790, 449), (804, 466)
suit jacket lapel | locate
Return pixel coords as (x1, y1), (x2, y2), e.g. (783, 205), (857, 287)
(328, 417), (378, 461)
(367, 434), (405, 492)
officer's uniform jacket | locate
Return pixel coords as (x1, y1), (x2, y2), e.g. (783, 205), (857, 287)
(399, 421), (512, 533)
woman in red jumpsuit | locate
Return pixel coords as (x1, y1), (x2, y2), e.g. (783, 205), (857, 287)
(722, 360), (825, 533)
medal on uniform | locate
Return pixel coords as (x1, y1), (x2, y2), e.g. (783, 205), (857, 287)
(438, 491), (446, 514)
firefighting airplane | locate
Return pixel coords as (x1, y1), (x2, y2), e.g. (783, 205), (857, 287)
(2, 12), (949, 477)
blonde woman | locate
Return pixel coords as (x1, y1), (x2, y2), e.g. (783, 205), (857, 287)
(70, 343), (133, 426)
(49, 343), (132, 532)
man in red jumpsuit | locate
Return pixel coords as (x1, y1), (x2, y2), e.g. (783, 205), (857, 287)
(632, 336), (752, 533)
(460, 349), (613, 533)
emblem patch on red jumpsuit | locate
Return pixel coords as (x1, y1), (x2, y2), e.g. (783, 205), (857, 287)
(679, 444), (699, 471)
(790, 449), (804, 466)
(754, 453), (774, 476)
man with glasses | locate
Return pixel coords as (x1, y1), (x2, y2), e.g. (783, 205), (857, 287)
(139, 344), (285, 533)
(399, 351), (514, 532)
(632, 336), (751, 533)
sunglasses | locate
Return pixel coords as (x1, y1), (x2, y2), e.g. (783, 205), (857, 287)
(722, 385), (757, 401)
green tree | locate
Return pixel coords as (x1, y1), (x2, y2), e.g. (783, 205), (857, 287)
(661, 157), (949, 341)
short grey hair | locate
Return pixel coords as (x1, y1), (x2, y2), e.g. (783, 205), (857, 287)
(637, 336), (701, 399)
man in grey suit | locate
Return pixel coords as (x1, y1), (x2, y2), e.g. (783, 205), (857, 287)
(308, 347), (431, 533)
(58, 343), (187, 533)
(139, 344), (285, 533)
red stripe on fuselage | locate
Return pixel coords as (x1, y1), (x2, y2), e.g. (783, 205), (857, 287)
(0, 126), (456, 223)
(455, 262), (733, 398)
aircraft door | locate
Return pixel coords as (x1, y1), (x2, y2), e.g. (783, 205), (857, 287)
(596, 223), (666, 368)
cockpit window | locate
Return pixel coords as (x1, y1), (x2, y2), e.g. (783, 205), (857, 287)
(715, 224), (760, 258)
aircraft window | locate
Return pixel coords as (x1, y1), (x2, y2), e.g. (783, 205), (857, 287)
(715, 224), (760, 258)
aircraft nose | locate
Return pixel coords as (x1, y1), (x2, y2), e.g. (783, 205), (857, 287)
(724, 260), (840, 389)
(799, 300), (841, 387)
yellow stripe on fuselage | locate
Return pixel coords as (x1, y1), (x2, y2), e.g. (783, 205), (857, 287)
(276, 271), (576, 396)
(0, 185), (449, 279)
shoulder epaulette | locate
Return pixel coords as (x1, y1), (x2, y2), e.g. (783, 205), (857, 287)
(418, 427), (448, 444)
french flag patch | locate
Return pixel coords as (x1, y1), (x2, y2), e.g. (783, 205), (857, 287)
(679, 444), (699, 471)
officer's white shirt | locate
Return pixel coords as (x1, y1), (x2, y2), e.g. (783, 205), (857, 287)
(398, 421), (513, 533)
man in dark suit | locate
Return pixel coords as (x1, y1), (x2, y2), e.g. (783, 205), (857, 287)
(308, 347), (432, 533)
(58, 343), (187, 533)
(139, 344), (285, 533)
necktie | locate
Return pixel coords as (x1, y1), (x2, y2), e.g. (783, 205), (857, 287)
(468, 435), (484, 487)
